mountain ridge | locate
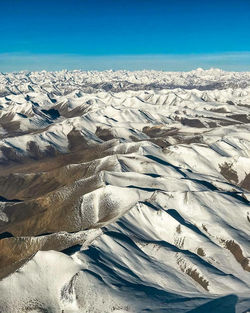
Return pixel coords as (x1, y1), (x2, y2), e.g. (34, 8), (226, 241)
(0, 69), (249, 313)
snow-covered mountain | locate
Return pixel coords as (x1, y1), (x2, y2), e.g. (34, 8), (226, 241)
(0, 69), (249, 313)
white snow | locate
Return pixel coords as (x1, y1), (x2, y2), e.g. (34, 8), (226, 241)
(0, 69), (249, 313)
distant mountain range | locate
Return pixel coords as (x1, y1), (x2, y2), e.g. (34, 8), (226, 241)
(0, 69), (249, 313)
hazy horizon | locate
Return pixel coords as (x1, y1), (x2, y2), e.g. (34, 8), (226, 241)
(1, 52), (250, 73)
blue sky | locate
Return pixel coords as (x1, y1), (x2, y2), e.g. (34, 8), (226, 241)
(1, 0), (250, 72)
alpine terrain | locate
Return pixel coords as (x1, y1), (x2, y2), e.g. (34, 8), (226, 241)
(0, 68), (249, 313)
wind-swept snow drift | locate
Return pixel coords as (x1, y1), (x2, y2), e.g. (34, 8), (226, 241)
(0, 69), (249, 313)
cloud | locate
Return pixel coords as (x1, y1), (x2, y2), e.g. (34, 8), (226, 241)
(1, 52), (250, 72)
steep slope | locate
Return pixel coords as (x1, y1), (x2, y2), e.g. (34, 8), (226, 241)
(0, 69), (249, 313)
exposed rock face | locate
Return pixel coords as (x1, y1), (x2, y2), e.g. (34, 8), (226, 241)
(0, 69), (249, 312)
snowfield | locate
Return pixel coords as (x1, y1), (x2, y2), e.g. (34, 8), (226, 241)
(0, 69), (249, 313)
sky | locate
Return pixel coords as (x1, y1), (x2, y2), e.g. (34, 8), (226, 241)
(1, 0), (250, 72)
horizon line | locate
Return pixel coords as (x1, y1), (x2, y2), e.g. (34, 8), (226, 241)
(1, 52), (250, 73)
